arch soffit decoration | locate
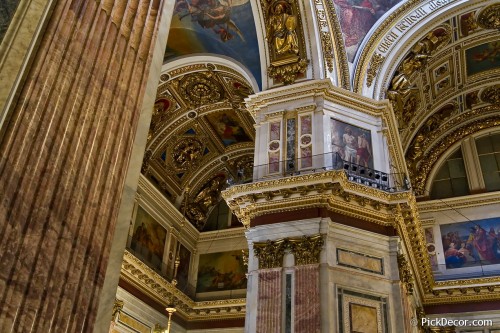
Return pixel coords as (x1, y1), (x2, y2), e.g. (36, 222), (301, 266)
(141, 56), (256, 226)
(352, 0), (500, 196)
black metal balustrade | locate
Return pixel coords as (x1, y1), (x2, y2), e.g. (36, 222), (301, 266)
(229, 152), (410, 193)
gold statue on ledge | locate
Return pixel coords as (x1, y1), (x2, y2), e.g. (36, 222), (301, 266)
(266, 1), (299, 56)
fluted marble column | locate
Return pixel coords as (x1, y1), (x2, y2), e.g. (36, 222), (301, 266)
(295, 265), (320, 332)
(256, 268), (282, 333)
(0, 0), (164, 332)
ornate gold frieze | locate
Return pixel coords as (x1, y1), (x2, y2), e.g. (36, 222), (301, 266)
(397, 253), (414, 295)
(477, 3), (500, 30)
(121, 251), (246, 321)
(366, 53), (385, 87)
(262, 0), (309, 85)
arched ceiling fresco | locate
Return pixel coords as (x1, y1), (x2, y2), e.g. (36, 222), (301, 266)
(167, 0), (262, 88)
(380, 4), (500, 196)
(142, 61), (255, 231)
(152, 0), (500, 231)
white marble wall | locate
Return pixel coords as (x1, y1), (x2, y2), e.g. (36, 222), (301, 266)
(245, 219), (405, 333)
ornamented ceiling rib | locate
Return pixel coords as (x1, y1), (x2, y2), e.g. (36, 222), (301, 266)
(377, 2), (500, 196)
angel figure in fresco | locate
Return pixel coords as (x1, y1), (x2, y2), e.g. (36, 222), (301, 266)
(174, 0), (245, 42)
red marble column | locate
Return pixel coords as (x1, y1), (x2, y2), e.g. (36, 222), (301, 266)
(256, 268), (282, 333)
(0, 0), (162, 332)
(295, 265), (320, 332)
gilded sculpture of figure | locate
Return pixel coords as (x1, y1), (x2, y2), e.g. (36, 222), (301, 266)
(266, 1), (299, 56)
(186, 177), (224, 230)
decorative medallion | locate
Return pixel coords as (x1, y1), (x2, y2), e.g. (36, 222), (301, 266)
(178, 72), (224, 106)
(480, 85), (500, 105)
(477, 4), (500, 30)
(172, 138), (204, 169)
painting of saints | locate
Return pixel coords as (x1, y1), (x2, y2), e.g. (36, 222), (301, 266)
(440, 217), (500, 271)
(130, 207), (167, 271)
(330, 119), (374, 168)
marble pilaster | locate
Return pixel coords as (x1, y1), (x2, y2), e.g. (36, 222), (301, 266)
(295, 264), (320, 333)
(0, 0), (163, 332)
(256, 268), (282, 333)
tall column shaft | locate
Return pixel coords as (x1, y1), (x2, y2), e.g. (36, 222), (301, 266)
(0, 0), (162, 332)
(256, 268), (282, 333)
(295, 264), (320, 332)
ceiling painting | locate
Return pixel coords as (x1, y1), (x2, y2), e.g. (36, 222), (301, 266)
(142, 63), (255, 231)
(206, 110), (252, 147)
(167, 0), (262, 88)
(333, 0), (402, 62)
(465, 41), (500, 77)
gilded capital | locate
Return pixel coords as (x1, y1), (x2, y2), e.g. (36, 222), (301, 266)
(253, 239), (287, 269)
(289, 234), (324, 265)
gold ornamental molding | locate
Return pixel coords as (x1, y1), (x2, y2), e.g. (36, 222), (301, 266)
(477, 3), (500, 30)
(121, 251), (246, 321)
(261, 0), (309, 85)
(397, 253), (414, 295)
(312, 0), (350, 89)
(222, 170), (410, 228)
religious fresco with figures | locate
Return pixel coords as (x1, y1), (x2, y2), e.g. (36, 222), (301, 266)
(130, 207), (167, 272)
(440, 217), (500, 270)
(196, 250), (247, 293)
(168, 0), (262, 86)
(330, 118), (373, 168)
(206, 110), (252, 147)
(465, 41), (500, 77)
(333, 0), (402, 62)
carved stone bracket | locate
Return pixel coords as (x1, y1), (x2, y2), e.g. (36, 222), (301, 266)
(253, 234), (324, 269)
(397, 253), (414, 295)
(112, 298), (124, 321)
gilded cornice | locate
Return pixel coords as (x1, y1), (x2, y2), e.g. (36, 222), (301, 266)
(223, 170), (411, 229)
(417, 192), (500, 213)
(121, 251), (246, 321)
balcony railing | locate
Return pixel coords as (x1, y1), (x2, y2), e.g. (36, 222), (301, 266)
(230, 152), (410, 193)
